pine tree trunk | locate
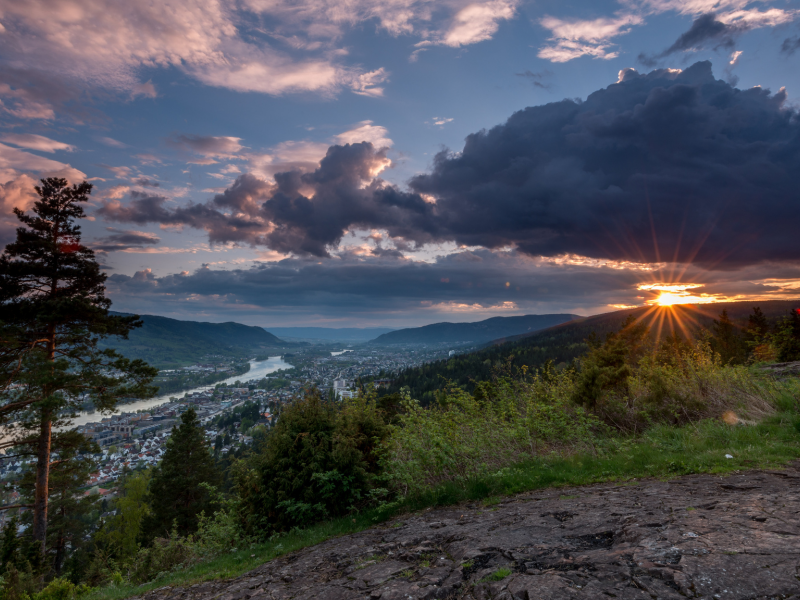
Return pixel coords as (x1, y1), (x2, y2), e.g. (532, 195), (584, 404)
(32, 411), (51, 555)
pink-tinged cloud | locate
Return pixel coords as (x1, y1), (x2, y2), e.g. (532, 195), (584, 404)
(0, 133), (75, 153)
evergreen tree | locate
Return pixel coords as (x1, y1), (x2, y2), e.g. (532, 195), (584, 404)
(141, 408), (219, 540)
(0, 177), (157, 557)
(19, 436), (99, 575)
(710, 309), (744, 364)
(0, 515), (20, 570)
(572, 316), (650, 408)
(773, 308), (800, 362)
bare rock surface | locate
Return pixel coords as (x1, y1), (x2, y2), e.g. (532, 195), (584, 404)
(760, 361), (800, 378)
(132, 466), (800, 600)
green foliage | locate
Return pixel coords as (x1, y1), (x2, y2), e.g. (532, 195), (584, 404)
(141, 409), (220, 541)
(33, 578), (91, 600)
(773, 309), (800, 362)
(710, 309), (746, 364)
(94, 471), (151, 561)
(384, 371), (600, 494)
(572, 315), (650, 408)
(0, 177), (156, 557)
(235, 391), (389, 533)
(127, 531), (197, 585)
(480, 567), (511, 582)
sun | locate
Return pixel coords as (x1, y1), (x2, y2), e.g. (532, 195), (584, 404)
(638, 283), (719, 306)
(655, 292), (686, 306)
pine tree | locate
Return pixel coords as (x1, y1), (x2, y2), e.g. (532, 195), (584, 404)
(711, 309), (744, 364)
(142, 408), (219, 540)
(0, 178), (157, 557)
(774, 309), (800, 362)
(19, 435), (99, 575)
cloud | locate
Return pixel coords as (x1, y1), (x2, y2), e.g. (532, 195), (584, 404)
(103, 248), (800, 326)
(515, 69), (553, 89)
(538, 14), (643, 62)
(440, 0), (517, 47)
(96, 62), (800, 269)
(0, 133), (75, 153)
(334, 121), (393, 149)
(349, 68), (390, 97)
(246, 120), (393, 180)
(96, 137), (128, 148)
(0, 173), (38, 244)
(781, 35), (800, 55)
(538, 2), (798, 64)
(91, 227), (161, 252)
(0, 143), (85, 182)
(640, 10), (795, 64)
(167, 134), (244, 160)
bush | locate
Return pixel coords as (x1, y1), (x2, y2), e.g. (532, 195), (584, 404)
(127, 531), (197, 585)
(234, 391), (389, 534)
(384, 372), (601, 494)
(598, 340), (779, 433)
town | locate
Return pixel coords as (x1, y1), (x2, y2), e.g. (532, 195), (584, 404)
(0, 342), (468, 505)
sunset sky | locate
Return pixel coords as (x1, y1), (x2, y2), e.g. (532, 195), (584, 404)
(1, 0), (800, 327)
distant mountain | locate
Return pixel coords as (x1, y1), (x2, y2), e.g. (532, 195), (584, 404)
(383, 299), (800, 404)
(102, 313), (290, 368)
(264, 327), (395, 342)
(369, 314), (582, 346)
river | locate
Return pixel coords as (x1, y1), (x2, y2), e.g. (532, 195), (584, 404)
(69, 356), (293, 428)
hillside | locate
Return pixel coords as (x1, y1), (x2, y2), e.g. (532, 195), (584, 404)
(385, 300), (800, 403)
(264, 327), (394, 342)
(124, 467), (800, 600)
(100, 313), (291, 368)
(369, 314), (581, 346)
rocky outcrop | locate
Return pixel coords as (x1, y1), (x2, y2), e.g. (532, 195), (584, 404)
(759, 361), (800, 378)
(133, 466), (800, 599)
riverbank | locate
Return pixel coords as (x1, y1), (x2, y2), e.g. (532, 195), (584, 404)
(69, 356), (292, 429)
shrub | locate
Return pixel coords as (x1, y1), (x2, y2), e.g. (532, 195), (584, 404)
(384, 372), (600, 494)
(598, 340), (779, 432)
(127, 531), (197, 585)
(234, 391), (389, 534)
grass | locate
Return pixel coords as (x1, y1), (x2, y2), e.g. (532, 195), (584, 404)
(480, 568), (512, 583)
(88, 406), (800, 600)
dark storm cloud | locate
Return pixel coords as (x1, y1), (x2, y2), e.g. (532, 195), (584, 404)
(638, 14), (744, 66)
(104, 249), (649, 321)
(91, 227), (160, 252)
(104, 250), (800, 325)
(98, 62), (800, 267)
(134, 178), (160, 188)
(781, 35), (800, 55)
(407, 61), (799, 267)
(100, 144), (439, 257)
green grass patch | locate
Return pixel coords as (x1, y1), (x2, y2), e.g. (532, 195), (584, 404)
(88, 411), (800, 600)
(480, 567), (512, 583)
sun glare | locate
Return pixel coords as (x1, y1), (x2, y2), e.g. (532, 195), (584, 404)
(637, 283), (720, 307)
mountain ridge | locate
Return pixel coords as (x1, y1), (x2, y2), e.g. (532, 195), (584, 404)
(369, 313), (582, 345)
(102, 313), (290, 367)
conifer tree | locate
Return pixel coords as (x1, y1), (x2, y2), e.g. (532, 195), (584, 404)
(141, 408), (219, 540)
(0, 178), (157, 557)
(711, 309), (744, 364)
(19, 435), (99, 575)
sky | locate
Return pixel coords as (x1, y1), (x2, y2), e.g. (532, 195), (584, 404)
(1, 0), (800, 327)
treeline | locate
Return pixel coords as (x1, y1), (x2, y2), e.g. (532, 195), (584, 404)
(384, 304), (800, 403)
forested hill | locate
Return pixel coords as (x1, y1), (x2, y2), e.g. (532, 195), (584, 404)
(100, 313), (291, 368)
(384, 300), (800, 405)
(369, 314), (581, 345)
